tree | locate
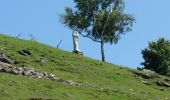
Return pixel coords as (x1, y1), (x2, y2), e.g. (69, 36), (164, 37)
(141, 38), (170, 76)
(60, 0), (135, 62)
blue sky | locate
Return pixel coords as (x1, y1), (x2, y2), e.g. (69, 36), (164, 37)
(0, 0), (170, 68)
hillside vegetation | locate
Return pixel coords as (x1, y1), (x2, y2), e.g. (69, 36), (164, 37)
(0, 34), (170, 100)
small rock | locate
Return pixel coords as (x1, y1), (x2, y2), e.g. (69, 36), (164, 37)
(37, 76), (42, 79)
(165, 98), (169, 100)
(129, 89), (134, 92)
(159, 88), (166, 91)
(18, 67), (23, 71)
(156, 81), (170, 87)
(23, 70), (31, 76)
(64, 80), (75, 85)
(0, 53), (14, 64)
(165, 78), (170, 82)
(141, 80), (150, 85)
(143, 69), (155, 73)
(164, 83), (170, 87)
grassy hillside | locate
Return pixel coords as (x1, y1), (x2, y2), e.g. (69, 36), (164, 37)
(0, 34), (170, 100)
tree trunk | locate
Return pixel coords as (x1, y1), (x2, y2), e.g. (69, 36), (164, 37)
(100, 40), (105, 62)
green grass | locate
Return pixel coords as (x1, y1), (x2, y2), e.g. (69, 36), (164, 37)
(0, 34), (170, 100)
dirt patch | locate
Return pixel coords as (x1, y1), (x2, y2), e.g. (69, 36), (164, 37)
(18, 49), (32, 56)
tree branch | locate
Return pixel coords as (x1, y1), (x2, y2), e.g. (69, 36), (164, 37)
(79, 33), (101, 43)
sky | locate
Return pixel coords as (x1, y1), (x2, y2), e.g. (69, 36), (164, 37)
(0, 0), (170, 68)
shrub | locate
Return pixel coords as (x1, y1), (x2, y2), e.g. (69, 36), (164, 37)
(141, 38), (170, 76)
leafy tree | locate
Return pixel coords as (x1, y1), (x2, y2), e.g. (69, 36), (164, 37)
(141, 38), (170, 75)
(60, 0), (135, 62)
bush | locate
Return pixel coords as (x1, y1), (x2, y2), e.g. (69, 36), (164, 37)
(141, 38), (170, 76)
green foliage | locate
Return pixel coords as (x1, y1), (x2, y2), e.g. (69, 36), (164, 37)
(60, 0), (135, 61)
(61, 0), (134, 43)
(141, 38), (170, 76)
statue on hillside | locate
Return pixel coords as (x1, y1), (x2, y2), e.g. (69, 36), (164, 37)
(72, 31), (83, 55)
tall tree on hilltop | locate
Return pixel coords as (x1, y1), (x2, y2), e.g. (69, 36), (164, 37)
(60, 0), (135, 62)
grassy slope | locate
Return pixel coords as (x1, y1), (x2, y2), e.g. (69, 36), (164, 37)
(0, 34), (170, 100)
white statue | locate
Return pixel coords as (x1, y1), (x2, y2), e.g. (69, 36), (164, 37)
(72, 31), (81, 52)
